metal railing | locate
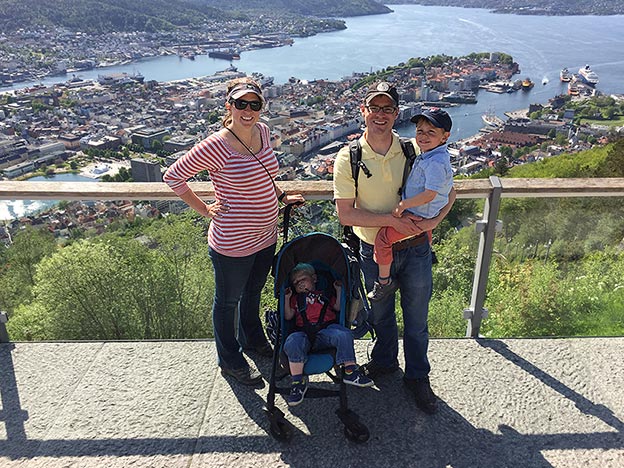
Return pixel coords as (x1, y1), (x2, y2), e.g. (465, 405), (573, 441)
(2, 177), (624, 342)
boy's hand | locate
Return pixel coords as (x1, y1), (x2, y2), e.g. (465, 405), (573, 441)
(393, 200), (406, 218)
(285, 287), (292, 299)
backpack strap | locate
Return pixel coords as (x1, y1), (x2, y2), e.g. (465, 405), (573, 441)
(348, 139), (371, 198)
(398, 138), (418, 197)
(349, 138), (416, 198)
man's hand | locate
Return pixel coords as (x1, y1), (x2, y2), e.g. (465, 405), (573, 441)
(389, 214), (424, 236)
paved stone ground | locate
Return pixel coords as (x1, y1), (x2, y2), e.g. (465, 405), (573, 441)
(1, 338), (623, 467)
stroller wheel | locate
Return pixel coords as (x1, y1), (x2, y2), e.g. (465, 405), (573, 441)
(343, 421), (370, 443)
(269, 416), (293, 442)
(265, 407), (293, 442)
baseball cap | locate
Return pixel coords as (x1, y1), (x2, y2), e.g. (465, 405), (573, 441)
(227, 82), (264, 102)
(410, 108), (452, 132)
(365, 81), (399, 107)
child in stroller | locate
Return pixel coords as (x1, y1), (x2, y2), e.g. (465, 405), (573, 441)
(283, 262), (374, 406)
(265, 230), (373, 442)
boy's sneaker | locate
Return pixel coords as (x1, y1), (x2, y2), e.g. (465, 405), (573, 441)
(403, 376), (438, 414)
(343, 367), (375, 387)
(367, 279), (399, 302)
(287, 377), (308, 407)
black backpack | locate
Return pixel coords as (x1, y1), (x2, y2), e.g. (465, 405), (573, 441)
(348, 137), (418, 198)
(344, 137), (439, 266)
(343, 137), (418, 254)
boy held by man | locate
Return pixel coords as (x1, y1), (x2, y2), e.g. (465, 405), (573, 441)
(283, 263), (374, 406)
(368, 108), (455, 302)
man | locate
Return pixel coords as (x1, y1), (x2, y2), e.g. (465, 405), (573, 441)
(333, 81), (456, 414)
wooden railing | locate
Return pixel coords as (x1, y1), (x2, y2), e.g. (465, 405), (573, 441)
(2, 177), (624, 340)
(3, 178), (624, 201)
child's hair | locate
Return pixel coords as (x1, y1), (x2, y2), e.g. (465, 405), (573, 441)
(289, 263), (316, 282)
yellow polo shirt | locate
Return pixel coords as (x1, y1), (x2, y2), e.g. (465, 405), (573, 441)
(333, 133), (418, 245)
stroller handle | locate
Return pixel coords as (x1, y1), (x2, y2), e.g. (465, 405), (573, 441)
(282, 201), (303, 244)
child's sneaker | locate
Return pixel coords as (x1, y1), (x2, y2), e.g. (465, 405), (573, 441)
(367, 278), (398, 302)
(343, 367), (375, 387)
(286, 377), (308, 406)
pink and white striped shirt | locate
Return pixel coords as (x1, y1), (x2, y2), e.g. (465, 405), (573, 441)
(164, 123), (279, 257)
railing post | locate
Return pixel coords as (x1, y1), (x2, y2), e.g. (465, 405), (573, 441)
(464, 176), (503, 338)
(0, 310), (9, 343)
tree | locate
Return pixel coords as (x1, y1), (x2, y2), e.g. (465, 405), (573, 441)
(494, 156), (509, 176)
(500, 145), (513, 160)
(5, 226), (55, 287)
(0, 227), (56, 313)
(23, 215), (214, 340)
(596, 138), (624, 177)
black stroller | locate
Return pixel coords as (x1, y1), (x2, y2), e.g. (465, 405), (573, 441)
(264, 206), (371, 443)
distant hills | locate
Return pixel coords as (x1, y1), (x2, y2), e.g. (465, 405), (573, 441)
(0, 0), (391, 33)
(190, 0), (391, 17)
(384, 0), (624, 16)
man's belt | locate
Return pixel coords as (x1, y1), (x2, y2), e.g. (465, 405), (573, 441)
(392, 232), (428, 252)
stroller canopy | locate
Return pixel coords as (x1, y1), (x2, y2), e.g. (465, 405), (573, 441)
(273, 233), (350, 297)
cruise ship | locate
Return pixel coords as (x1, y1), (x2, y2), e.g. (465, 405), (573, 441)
(578, 65), (599, 86)
(560, 68), (572, 82)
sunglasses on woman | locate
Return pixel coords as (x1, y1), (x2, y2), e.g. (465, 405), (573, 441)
(231, 99), (263, 111)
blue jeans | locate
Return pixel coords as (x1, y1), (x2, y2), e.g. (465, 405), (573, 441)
(283, 324), (356, 366)
(359, 240), (432, 380)
(208, 244), (275, 370)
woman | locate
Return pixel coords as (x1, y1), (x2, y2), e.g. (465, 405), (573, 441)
(164, 77), (304, 385)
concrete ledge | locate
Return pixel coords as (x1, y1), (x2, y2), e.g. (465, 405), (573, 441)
(1, 338), (623, 467)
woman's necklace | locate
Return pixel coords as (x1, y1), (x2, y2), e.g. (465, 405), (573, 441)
(227, 127), (256, 154)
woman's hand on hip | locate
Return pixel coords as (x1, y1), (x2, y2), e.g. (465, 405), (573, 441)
(203, 199), (229, 218)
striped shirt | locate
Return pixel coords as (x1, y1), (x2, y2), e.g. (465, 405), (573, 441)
(163, 123), (279, 257)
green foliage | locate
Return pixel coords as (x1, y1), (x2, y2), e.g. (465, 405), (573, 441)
(0, 227), (56, 312)
(8, 215), (214, 341)
(6, 302), (50, 341)
(429, 230), (478, 338)
(506, 143), (612, 178)
(483, 249), (624, 337)
(0, 0), (386, 34)
(0, 0), (231, 33)
(194, 0), (391, 17)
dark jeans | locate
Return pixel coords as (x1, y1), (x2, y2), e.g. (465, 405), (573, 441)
(359, 240), (433, 379)
(208, 243), (275, 370)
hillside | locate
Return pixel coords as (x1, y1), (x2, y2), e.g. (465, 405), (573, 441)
(191, 0), (392, 17)
(384, 0), (624, 16)
(0, 0), (232, 33)
(0, 0), (391, 33)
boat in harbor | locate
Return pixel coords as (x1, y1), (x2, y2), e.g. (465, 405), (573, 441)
(568, 76), (580, 96)
(98, 71), (144, 85)
(560, 67), (572, 82)
(208, 50), (241, 61)
(578, 64), (599, 86)
(441, 90), (477, 104)
(482, 108), (505, 129)
(521, 77), (534, 90)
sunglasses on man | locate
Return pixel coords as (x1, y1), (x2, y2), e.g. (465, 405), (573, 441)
(230, 98), (263, 111)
